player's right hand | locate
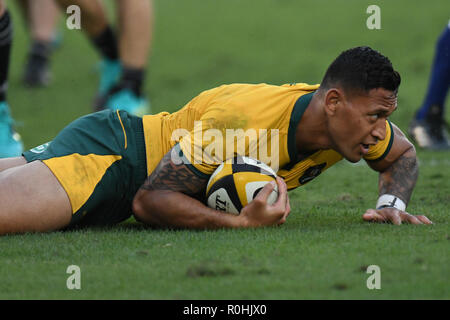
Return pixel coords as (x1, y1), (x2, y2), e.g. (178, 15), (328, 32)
(362, 208), (432, 225)
(239, 177), (290, 227)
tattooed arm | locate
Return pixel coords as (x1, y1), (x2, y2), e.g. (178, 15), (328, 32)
(377, 147), (418, 205)
(132, 144), (290, 229)
(365, 123), (432, 225)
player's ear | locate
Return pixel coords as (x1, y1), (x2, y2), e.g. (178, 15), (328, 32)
(323, 88), (343, 116)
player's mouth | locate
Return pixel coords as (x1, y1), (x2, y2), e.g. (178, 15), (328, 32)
(360, 143), (370, 155)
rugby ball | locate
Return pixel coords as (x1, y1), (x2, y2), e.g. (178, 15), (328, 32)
(206, 156), (278, 214)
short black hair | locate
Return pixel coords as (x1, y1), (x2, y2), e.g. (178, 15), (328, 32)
(320, 46), (401, 95)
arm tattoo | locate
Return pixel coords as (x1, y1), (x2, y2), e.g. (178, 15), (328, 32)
(140, 149), (208, 197)
(378, 151), (418, 205)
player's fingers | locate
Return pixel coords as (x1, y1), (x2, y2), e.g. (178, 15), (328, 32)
(400, 211), (422, 224)
(285, 196), (291, 218)
(279, 196), (291, 222)
(362, 209), (387, 223)
(273, 177), (287, 208)
(399, 211), (422, 225)
(416, 215), (433, 225)
(374, 208), (402, 225)
(387, 209), (402, 225)
(254, 180), (275, 203)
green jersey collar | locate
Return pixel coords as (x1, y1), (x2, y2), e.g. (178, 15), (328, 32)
(286, 91), (315, 169)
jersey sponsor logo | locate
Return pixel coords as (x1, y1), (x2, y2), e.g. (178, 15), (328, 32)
(298, 162), (326, 185)
(29, 142), (51, 154)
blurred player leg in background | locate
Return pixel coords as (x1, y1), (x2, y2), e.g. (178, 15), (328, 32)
(56, 0), (119, 109)
(17, 0), (62, 87)
(0, 1), (24, 158)
(409, 22), (450, 150)
(103, 0), (153, 116)
(57, 0), (153, 116)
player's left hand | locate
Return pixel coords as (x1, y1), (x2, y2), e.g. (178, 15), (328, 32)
(362, 208), (432, 225)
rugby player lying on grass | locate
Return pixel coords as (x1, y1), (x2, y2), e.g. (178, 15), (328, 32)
(0, 46), (432, 235)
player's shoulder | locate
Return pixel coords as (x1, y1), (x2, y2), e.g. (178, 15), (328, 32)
(198, 82), (319, 96)
(281, 82), (320, 90)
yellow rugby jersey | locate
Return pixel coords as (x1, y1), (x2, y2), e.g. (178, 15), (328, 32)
(141, 83), (393, 190)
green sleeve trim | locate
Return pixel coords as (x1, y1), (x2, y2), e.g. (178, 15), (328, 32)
(286, 92), (315, 169)
(186, 163), (210, 180)
(174, 143), (210, 180)
(368, 120), (394, 162)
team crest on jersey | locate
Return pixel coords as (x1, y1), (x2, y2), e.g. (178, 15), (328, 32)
(30, 142), (51, 154)
(298, 162), (326, 185)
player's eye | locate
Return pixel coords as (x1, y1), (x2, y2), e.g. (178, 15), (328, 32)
(369, 114), (379, 121)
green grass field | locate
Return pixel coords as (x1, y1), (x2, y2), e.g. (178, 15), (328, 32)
(0, 0), (449, 299)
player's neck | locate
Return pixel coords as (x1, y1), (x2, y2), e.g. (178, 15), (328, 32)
(294, 92), (333, 154)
